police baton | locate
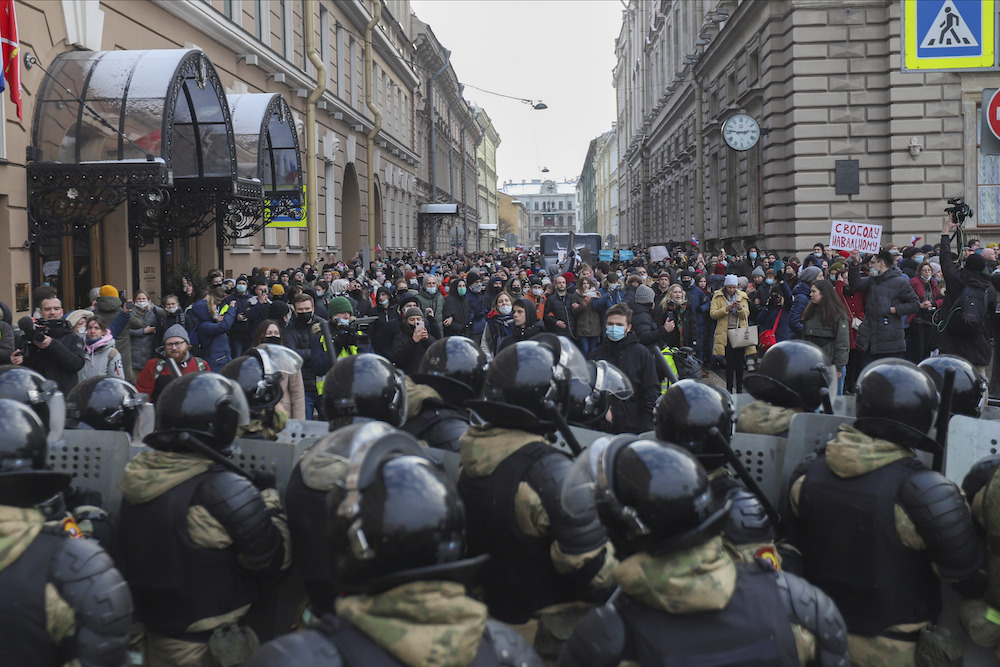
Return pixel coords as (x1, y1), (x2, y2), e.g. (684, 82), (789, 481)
(317, 319), (338, 368)
(707, 426), (781, 527)
(933, 367), (956, 472)
(544, 399), (583, 456)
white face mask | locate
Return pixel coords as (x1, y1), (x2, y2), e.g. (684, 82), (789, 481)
(336, 317), (351, 327)
(135, 300), (148, 309)
(531, 287), (543, 296)
(77, 326), (86, 335)
(499, 305), (513, 316)
(166, 306), (179, 314)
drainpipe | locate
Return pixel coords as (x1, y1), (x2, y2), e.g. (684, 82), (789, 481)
(460, 112), (480, 252)
(694, 76), (705, 247)
(364, 1), (382, 267)
(305, 2), (327, 263)
(447, 88), (464, 203)
(428, 50), (451, 254)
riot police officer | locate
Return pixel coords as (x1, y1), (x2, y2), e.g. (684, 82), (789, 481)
(320, 353), (407, 430)
(919, 353), (987, 419)
(458, 338), (613, 651)
(654, 379), (777, 565)
(791, 359), (984, 664)
(0, 364), (66, 441)
(66, 375), (147, 433)
(220, 343), (304, 439)
(558, 438), (849, 667)
(285, 356), (408, 619)
(245, 429), (542, 667)
(117, 372), (291, 666)
(0, 398), (133, 666)
(739, 339), (835, 435)
(406, 335), (488, 453)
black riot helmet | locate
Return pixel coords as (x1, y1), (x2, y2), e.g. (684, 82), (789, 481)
(145, 372), (250, 452)
(855, 359), (939, 452)
(220, 344), (301, 418)
(0, 365), (65, 442)
(744, 340), (834, 411)
(0, 398), (70, 507)
(470, 338), (589, 432)
(66, 376), (147, 433)
(322, 353), (407, 430)
(653, 380), (734, 468)
(327, 428), (485, 594)
(412, 336), (488, 406)
(567, 360), (635, 427)
(918, 354), (987, 418)
(595, 438), (730, 558)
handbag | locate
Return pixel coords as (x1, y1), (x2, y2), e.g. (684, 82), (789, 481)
(728, 325), (759, 348)
(759, 311), (781, 351)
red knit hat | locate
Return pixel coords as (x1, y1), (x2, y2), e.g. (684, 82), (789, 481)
(562, 272), (575, 283)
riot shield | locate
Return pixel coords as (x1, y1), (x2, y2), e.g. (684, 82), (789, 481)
(49, 430), (133, 518)
(944, 414), (1000, 487)
(728, 432), (787, 510)
(276, 418), (329, 445)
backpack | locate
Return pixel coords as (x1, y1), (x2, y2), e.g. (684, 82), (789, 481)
(945, 285), (990, 335)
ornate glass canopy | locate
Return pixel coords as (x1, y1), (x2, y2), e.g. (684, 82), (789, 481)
(229, 93), (304, 232)
(26, 49), (265, 246)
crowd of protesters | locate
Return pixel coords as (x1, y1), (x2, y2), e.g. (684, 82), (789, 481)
(3, 212), (998, 430)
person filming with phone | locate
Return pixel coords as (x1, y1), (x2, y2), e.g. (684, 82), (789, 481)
(392, 307), (436, 374)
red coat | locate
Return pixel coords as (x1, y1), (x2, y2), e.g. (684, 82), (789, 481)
(835, 279), (866, 349)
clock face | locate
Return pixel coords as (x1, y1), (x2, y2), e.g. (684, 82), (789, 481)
(723, 114), (760, 151)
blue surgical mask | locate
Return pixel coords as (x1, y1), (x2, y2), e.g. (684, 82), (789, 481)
(765, 278), (775, 285)
(749, 252), (757, 260)
(426, 285), (437, 294)
(606, 324), (626, 341)
(236, 284), (247, 294)
(336, 317), (351, 327)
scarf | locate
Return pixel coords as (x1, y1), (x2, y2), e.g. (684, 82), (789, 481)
(83, 331), (113, 361)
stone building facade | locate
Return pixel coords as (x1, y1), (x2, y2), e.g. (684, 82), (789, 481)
(615, 0), (995, 256)
(500, 178), (579, 247)
(4, 0), (424, 315)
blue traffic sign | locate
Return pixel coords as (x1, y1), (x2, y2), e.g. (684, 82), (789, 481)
(903, 0), (997, 71)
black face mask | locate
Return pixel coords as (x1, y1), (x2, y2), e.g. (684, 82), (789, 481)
(263, 336), (282, 346)
(296, 311), (313, 325)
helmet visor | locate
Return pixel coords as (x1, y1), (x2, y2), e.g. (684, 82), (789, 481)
(554, 336), (591, 384)
(560, 436), (613, 520)
(46, 389), (65, 444)
(223, 378), (251, 427)
(594, 361), (634, 400)
(256, 344), (304, 377)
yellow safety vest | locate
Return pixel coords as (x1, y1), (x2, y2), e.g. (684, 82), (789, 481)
(315, 335), (359, 395)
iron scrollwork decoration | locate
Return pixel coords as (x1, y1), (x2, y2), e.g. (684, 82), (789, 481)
(26, 161), (172, 246)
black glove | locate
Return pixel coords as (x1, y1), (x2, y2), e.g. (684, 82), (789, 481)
(249, 470), (276, 491)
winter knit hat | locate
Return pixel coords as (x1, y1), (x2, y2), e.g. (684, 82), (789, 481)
(327, 296), (354, 315)
(403, 307), (423, 320)
(99, 284), (119, 298)
(635, 285), (655, 303)
(162, 324), (190, 344)
(724, 274), (739, 287)
(751, 267), (765, 278)
(798, 266), (822, 284)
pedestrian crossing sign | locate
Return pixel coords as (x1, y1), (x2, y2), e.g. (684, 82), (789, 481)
(903, 0), (997, 71)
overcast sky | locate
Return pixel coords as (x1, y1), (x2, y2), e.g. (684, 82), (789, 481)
(409, 0), (623, 187)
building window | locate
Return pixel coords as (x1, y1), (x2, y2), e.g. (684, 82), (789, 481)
(534, 201), (539, 210)
(350, 39), (358, 109)
(289, 227), (301, 248)
(281, 0), (293, 60)
(319, 5), (330, 75)
(978, 109), (1000, 226)
(748, 47), (759, 85)
(558, 200), (563, 210)
(325, 162), (337, 247)
(254, 0), (263, 40)
(223, 0), (232, 19)
(264, 225), (277, 247)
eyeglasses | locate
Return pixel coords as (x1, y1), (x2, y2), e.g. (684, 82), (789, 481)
(165, 341), (187, 348)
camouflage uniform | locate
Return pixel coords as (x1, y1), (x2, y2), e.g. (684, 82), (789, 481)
(458, 424), (615, 657)
(791, 425), (982, 667)
(559, 535), (848, 666)
(120, 450), (291, 667)
(736, 399), (801, 436)
(0, 504), (132, 666)
(236, 408), (289, 441)
(959, 456), (1000, 657)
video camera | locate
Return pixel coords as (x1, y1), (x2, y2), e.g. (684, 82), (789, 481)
(945, 196), (974, 225)
(18, 316), (70, 344)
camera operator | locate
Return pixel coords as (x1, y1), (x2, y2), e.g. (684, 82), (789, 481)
(11, 296), (85, 395)
(939, 215), (996, 373)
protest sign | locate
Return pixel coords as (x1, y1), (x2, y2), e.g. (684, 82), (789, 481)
(649, 245), (669, 262)
(828, 220), (883, 253)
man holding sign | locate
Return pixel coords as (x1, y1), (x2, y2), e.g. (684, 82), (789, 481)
(847, 247), (919, 366)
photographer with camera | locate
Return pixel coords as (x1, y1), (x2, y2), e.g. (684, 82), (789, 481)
(939, 214), (996, 373)
(12, 296), (86, 395)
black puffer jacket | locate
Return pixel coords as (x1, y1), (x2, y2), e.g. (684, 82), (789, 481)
(588, 331), (658, 434)
(368, 288), (401, 358)
(848, 263), (919, 355)
(442, 291), (472, 336)
(24, 320), (85, 395)
(284, 314), (320, 392)
(629, 301), (659, 346)
(938, 234), (997, 366)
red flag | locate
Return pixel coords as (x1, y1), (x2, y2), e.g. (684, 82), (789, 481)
(0, 0), (20, 120)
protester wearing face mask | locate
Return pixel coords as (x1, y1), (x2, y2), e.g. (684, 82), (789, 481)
(226, 275), (254, 358)
(442, 276), (472, 337)
(128, 290), (161, 374)
(480, 291), (515, 361)
(285, 294), (324, 420)
(848, 248), (919, 366)
(250, 319), (306, 421)
(463, 271), (488, 346)
(497, 297), (545, 353)
(391, 307), (437, 374)
(367, 286), (401, 359)
(523, 276), (548, 321)
(588, 303), (658, 434)
(415, 275), (445, 325)
(188, 278), (237, 370)
(77, 315), (125, 382)
(711, 274), (756, 394)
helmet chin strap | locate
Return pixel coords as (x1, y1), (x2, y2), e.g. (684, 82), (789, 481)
(544, 399), (582, 456)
